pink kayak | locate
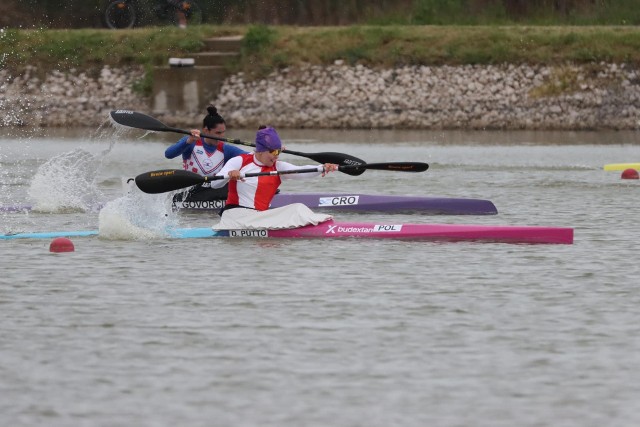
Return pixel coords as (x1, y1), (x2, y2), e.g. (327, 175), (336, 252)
(173, 220), (574, 244)
(2, 220), (573, 244)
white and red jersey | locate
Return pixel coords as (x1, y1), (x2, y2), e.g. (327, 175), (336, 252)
(183, 140), (226, 176)
(214, 153), (323, 211)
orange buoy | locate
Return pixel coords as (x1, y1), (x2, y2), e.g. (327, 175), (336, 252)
(49, 237), (75, 253)
(621, 168), (639, 180)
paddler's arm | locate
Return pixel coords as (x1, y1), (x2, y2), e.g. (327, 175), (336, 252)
(209, 156), (243, 188)
(165, 131), (198, 159)
(277, 162), (339, 179)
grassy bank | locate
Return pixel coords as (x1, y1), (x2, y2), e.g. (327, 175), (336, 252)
(242, 25), (640, 75)
(2, 24), (640, 81)
(0, 25), (241, 72)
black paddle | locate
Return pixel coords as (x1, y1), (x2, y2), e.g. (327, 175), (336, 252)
(135, 163), (429, 194)
(109, 110), (367, 175)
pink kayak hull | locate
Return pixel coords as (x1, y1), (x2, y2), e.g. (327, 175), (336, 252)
(2, 221), (574, 244)
(225, 220), (574, 244)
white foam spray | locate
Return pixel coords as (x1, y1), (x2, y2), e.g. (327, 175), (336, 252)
(28, 149), (104, 212)
(25, 119), (128, 212)
(98, 185), (178, 240)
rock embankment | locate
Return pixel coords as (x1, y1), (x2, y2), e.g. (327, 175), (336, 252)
(0, 65), (148, 128)
(2, 62), (639, 129)
(216, 62), (640, 130)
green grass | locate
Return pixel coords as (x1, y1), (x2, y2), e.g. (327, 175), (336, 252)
(3, 25), (640, 80)
(244, 25), (640, 71)
(0, 25), (242, 73)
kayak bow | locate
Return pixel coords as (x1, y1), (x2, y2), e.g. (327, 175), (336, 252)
(603, 163), (640, 171)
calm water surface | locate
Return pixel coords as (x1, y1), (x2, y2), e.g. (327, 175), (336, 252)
(1, 128), (640, 427)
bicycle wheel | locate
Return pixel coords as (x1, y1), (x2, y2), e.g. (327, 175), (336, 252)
(104, 1), (137, 29)
(181, 1), (203, 26)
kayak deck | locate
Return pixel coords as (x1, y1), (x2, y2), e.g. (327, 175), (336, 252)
(2, 193), (498, 215)
(2, 220), (573, 244)
(173, 192), (498, 215)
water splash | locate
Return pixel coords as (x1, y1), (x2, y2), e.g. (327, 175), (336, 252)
(28, 149), (104, 212)
(23, 119), (133, 212)
(108, 115), (158, 141)
(93, 117), (135, 154)
(98, 187), (178, 240)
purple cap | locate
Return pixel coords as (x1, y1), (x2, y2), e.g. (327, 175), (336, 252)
(255, 127), (282, 152)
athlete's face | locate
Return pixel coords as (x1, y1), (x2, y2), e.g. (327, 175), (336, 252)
(255, 149), (280, 166)
(202, 123), (226, 145)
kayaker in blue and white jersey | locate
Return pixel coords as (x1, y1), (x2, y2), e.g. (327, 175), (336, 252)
(164, 105), (247, 203)
(210, 126), (339, 230)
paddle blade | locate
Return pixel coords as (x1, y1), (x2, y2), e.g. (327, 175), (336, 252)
(284, 150), (367, 176)
(368, 162), (429, 172)
(135, 169), (205, 194)
(110, 110), (171, 132)
(339, 162), (429, 174)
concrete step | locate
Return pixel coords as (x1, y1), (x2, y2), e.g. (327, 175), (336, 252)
(152, 66), (229, 113)
(203, 36), (243, 52)
(191, 51), (239, 67)
(151, 36), (243, 114)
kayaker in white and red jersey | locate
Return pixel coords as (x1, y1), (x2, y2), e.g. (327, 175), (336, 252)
(164, 105), (247, 202)
(210, 127), (338, 229)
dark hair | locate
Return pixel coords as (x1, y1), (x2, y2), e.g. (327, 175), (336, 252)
(203, 105), (225, 129)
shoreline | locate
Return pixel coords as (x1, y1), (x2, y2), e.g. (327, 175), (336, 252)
(1, 62), (640, 130)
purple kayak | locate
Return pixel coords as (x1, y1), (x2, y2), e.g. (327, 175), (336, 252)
(1, 193), (497, 215)
(172, 192), (498, 215)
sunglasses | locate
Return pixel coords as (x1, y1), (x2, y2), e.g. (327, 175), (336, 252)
(268, 148), (282, 156)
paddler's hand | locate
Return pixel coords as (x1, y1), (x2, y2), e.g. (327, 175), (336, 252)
(227, 170), (244, 182)
(322, 163), (339, 177)
(186, 129), (200, 144)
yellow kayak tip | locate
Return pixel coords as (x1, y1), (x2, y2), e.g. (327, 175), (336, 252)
(603, 163), (640, 171)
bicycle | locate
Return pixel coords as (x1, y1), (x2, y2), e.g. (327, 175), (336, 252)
(103, 0), (203, 29)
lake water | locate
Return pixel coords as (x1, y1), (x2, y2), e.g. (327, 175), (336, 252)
(1, 126), (640, 427)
